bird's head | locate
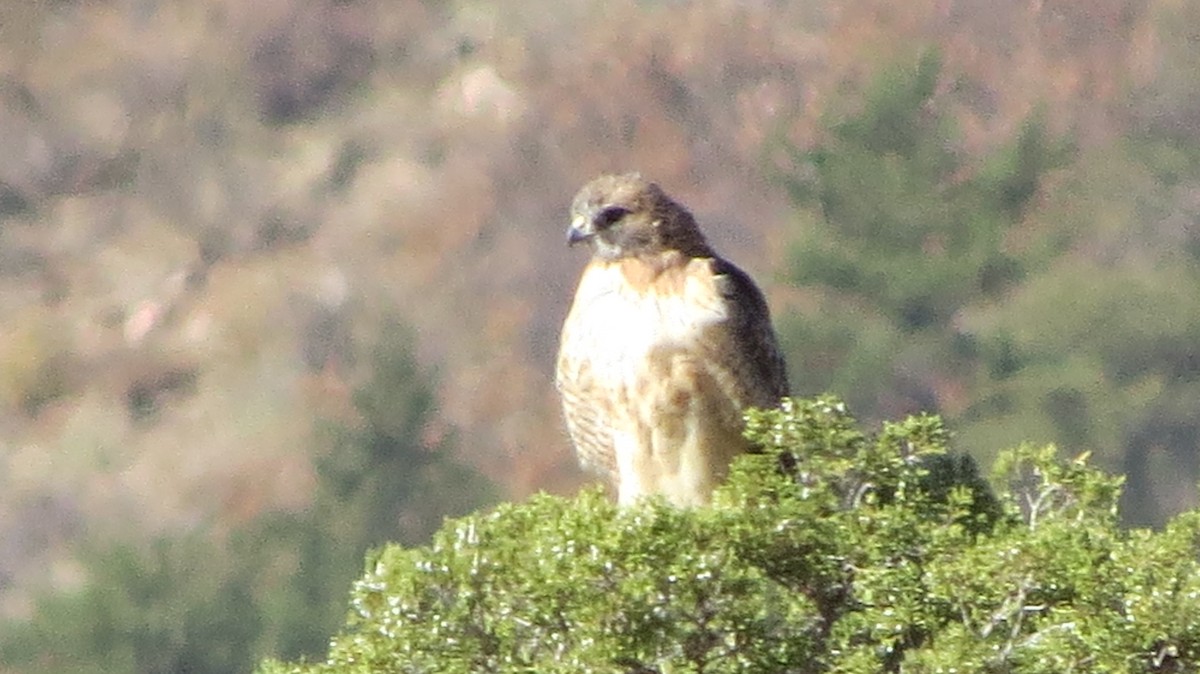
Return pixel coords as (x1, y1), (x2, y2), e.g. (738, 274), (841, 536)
(567, 173), (709, 260)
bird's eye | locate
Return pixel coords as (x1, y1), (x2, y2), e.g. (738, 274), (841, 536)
(595, 206), (630, 229)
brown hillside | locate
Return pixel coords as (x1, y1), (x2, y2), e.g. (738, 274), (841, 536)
(0, 0), (1192, 613)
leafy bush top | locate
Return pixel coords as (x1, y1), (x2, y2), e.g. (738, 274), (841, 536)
(260, 398), (1200, 673)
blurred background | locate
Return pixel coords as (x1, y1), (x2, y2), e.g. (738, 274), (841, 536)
(3, 0), (1200, 671)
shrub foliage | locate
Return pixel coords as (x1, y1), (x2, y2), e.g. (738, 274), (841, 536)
(260, 397), (1200, 673)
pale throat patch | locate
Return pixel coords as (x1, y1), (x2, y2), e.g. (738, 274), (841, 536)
(564, 261), (728, 378)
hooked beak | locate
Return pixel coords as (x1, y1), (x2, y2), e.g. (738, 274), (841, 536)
(567, 215), (593, 247)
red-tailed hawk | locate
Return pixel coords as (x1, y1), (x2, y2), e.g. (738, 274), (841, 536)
(556, 173), (789, 507)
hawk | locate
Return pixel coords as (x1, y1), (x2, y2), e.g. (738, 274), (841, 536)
(556, 173), (789, 507)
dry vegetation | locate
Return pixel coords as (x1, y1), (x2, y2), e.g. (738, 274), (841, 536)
(0, 0), (1196, 622)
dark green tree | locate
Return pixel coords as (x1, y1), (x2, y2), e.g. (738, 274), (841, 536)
(0, 320), (493, 674)
(773, 49), (1200, 525)
(255, 320), (494, 659)
(777, 50), (1070, 420)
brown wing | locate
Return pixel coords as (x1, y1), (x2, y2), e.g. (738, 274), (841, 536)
(701, 256), (790, 410)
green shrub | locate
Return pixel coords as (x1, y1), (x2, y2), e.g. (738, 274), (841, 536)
(259, 397), (1200, 673)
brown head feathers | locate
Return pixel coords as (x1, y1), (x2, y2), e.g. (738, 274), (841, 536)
(567, 173), (712, 260)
